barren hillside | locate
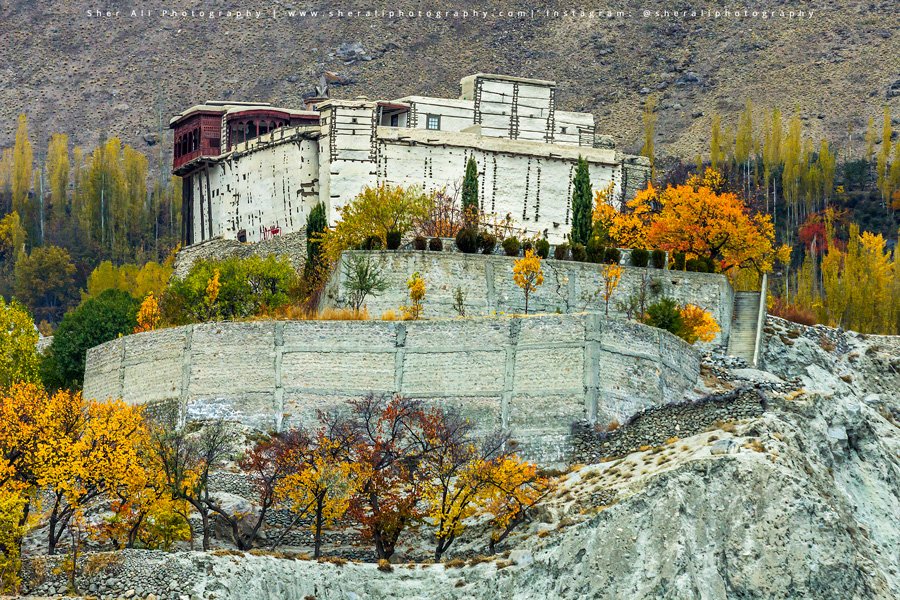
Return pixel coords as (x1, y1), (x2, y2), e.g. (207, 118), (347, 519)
(1, 0), (898, 166)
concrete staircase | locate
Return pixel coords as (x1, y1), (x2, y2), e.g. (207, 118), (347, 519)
(727, 291), (762, 365)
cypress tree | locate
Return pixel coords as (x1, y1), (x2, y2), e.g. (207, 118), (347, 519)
(462, 156), (479, 224)
(570, 156), (592, 246)
(306, 201), (327, 270)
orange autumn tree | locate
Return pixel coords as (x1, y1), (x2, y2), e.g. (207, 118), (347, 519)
(647, 168), (776, 273)
(593, 182), (654, 250)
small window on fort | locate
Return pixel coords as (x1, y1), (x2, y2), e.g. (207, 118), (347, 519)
(352, 117), (358, 124)
(560, 126), (568, 134)
(426, 114), (441, 130)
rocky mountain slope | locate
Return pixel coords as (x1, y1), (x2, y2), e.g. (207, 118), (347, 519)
(22, 318), (900, 599)
(1, 1), (898, 163)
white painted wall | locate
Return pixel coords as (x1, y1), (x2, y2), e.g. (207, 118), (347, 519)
(183, 102), (646, 246)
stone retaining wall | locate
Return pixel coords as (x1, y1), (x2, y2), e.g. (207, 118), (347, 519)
(325, 251), (734, 345)
(570, 388), (766, 463)
(172, 230), (307, 279)
(83, 314), (700, 464)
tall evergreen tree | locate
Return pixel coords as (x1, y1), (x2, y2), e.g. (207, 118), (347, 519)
(570, 156), (592, 246)
(462, 156), (479, 224)
(306, 201), (327, 272)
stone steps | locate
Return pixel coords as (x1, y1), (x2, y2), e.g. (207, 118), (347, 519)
(728, 292), (761, 364)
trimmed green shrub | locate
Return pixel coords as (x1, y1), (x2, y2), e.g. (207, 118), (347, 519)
(630, 248), (649, 267)
(586, 238), (605, 263)
(429, 237), (444, 251)
(478, 231), (497, 254)
(386, 230), (402, 250)
(362, 235), (383, 250)
(41, 289), (140, 390)
(672, 252), (686, 270)
(644, 297), (684, 338)
(455, 228), (479, 253)
(651, 249), (666, 269)
(522, 240), (533, 253)
(502, 237), (521, 257)
(571, 243), (587, 262)
(554, 243), (570, 260)
(535, 239), (550, 259)
(413, 235), (427, 250)
(685, 258), (709, 273)
(604, 247), (622, 265)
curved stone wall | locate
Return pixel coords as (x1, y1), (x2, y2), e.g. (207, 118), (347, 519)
(83, 314), (700, 464)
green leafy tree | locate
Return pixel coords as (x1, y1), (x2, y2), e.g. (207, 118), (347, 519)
(570, 157), (592, 246)
(13, 246), (77, 324)
(343, 253), (388, 311)
(462, 156), (479, 224)
(0, 298), (41, 388)
(161, 255), (297, 324)
(41, 289), (139, 390)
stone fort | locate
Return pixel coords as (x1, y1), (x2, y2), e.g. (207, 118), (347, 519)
(171, 73), (650, 245)
(81, 74), (766, 466)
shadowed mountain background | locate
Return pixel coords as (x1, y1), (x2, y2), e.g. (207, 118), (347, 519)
(1, 0), (898, 169)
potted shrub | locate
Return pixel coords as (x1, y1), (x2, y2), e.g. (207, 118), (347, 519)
(586, 238), (604, 263)
(554, 242), (570, 260)
(604, 247), (622, 265)
(362, 235), (382, 250)
(651, 249), (666, 269)
(413, 235), (427, 251)
(429, 237), (443, 251)
(479, 231), (497, 254)
(631, 248), (649, 267)
(535, 239), (550, 259)
(672, 251), (686, 270)
(455, 228), (479, 253)
(571, 243), (587, 262)
(502, 236), (521, 256)
(386, 230), (402, 250)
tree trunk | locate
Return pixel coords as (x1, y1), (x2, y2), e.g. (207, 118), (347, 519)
(200, 511), (210, 551)
(313, 496), (324, 559)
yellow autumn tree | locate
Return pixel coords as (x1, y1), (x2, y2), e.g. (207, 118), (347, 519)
(478, 456), (549, 554)
(513, 250), (543, 314)
(0, 297), (41, 388)
(134, 293), (161, 333)
(276, 426), (361, 558)
(320, 184), (432, 263)
(401, 271), (426, 320)
(11, 115), (33, 242)
(600, 263), (623, 316)
(678, 304), (721, 344)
